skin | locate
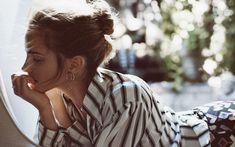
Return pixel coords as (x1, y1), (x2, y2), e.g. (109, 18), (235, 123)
(11, 30), (89, 130)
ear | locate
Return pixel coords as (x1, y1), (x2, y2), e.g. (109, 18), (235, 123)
(66, 56), (86, 73)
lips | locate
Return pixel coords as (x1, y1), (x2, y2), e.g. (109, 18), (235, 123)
(27, 73), (37, 83)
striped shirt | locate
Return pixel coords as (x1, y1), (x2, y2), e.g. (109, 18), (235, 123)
(37, 68), (211, 147)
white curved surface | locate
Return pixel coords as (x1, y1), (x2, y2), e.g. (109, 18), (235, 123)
(0, 72), (39, 147)
(0, 0), (39, 141)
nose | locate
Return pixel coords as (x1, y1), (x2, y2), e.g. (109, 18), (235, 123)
(21, 62), (28, 72)
(21, 60), (33, 72)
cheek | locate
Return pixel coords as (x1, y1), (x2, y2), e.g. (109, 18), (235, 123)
(36, 62), (60, 82)
(44, 68), (58, 80)
(33, 66), (61, 92)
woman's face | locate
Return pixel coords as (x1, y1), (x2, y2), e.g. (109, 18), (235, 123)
(22, 30), (66, 92)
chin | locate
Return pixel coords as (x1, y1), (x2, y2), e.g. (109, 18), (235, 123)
(32, 80), (59, 93)
(34, 86), (48, 93)
(33, 84), (53, 93)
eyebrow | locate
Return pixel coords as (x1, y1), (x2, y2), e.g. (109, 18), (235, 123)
(27, 50), (44, 56)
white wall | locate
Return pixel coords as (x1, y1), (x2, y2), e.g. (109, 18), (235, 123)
(0, 0), (38, 141)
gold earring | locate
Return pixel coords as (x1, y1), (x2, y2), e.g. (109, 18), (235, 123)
(66, 72), (76, 81)
(71, 73), (76, 81)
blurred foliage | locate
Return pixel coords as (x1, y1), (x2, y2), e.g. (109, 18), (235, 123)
(158, 1), (183, 91)
(223, 0), (235, 74)
(106, 0), (235, 91)
(158, 0), (213, 90)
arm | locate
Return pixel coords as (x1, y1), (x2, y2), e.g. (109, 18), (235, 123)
(38, 99), (58, 131)
(11, 74), (58, 131)
(11, 75), (71, 146)
(36, 89), (73, 146)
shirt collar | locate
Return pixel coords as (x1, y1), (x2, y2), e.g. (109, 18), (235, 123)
(82, 68), (108, 125)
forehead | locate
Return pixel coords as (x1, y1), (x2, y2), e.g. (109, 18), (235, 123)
(25, 30), (49, 55)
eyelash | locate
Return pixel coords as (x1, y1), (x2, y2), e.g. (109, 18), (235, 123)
(33, 57), (43, 63)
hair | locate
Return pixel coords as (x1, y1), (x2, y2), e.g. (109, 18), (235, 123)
(26, 0), (116, 77)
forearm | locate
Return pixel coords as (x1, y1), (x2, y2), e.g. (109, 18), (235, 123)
(39, 104), (58, 131)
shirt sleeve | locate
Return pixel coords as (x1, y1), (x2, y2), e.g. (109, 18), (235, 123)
(38, 119), (93, 147)
(37, 120), (65, 147)
(94, 101), (150, 147)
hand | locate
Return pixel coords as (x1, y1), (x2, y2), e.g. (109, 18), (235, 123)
(11, 74), (50, 111)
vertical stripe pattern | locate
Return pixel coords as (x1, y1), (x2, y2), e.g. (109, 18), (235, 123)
(37, 68), (211, 147)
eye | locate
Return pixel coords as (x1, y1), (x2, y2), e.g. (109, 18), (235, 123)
(33, 56), (44, 63)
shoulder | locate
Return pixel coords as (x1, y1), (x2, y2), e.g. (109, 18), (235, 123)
(98, 67), (150, 89)
(99, 68), (153, 112)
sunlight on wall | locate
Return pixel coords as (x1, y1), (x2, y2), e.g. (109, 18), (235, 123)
(0, 0), (38, 141)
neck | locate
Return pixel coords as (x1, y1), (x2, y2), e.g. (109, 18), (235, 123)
(59, 77), (91, 109)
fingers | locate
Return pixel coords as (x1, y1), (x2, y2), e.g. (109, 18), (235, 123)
(11, 74), (31, 96)
(11, 74), (22, 95)
(25, 76), (36, 90)
(11, 74), (49, 110)
(11, 74), (20, 95)
(20, 76), (30, 94)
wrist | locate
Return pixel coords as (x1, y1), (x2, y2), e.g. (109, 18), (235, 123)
(37, 98), (51, 113)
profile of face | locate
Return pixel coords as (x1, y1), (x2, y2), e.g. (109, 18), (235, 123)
(22, 30), (66, 92)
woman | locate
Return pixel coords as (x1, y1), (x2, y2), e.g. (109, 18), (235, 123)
(11, 0), (235, 147)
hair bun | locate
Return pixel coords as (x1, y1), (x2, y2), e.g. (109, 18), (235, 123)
(93, 10), (114, 35)
(90, 0), (114, 35)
